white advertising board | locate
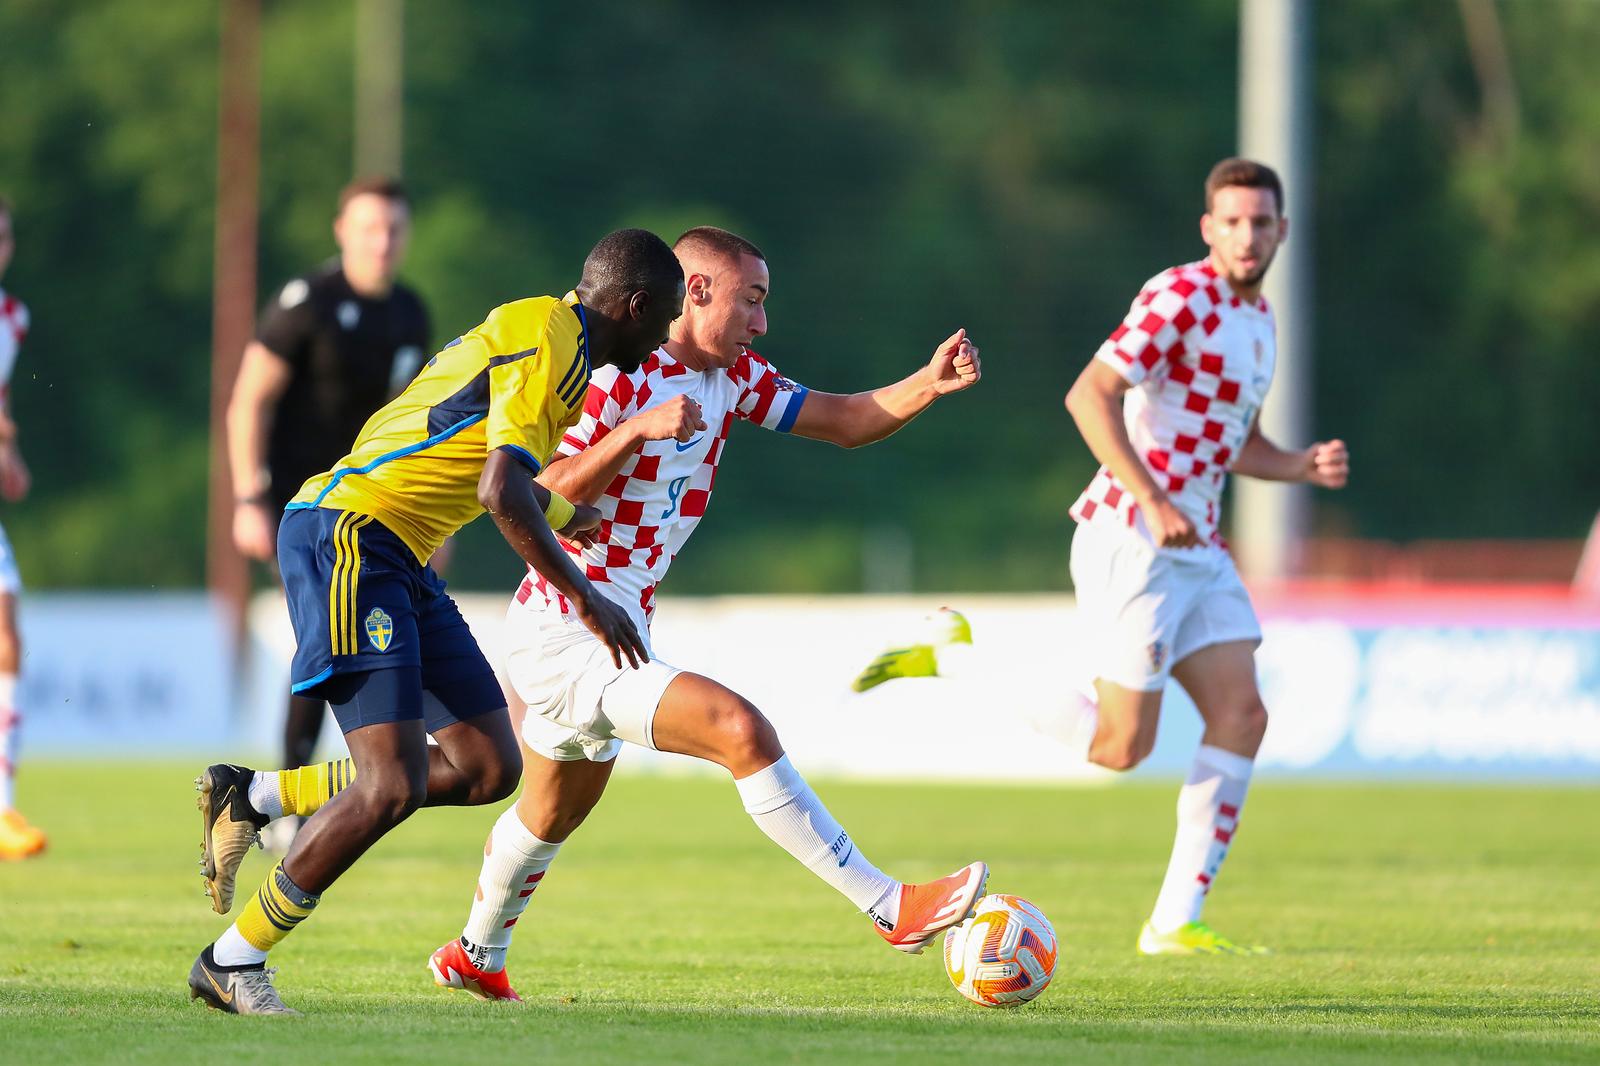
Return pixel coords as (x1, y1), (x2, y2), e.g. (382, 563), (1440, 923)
(19, 590), (1600, 780)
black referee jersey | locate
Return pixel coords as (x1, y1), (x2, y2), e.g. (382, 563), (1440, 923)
(255, 260), (431, 511)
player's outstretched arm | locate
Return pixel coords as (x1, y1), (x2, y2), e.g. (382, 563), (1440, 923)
(478, 449), (649, 669)
(539, 394), (705, 505)
(1065, 360), (1199, 548)
(1231, 419), (1349, 488)
(790, 329), (981, 449)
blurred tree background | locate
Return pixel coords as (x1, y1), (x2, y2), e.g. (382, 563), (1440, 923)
(0, 0), (1595, 593)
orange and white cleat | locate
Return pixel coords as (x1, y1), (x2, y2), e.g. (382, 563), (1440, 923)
(0, 808), (46, 860)
(428, 939), (522, 1002)
(873, 861), (989, 954)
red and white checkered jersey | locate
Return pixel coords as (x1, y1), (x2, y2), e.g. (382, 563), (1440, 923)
(1070, 259), (1276, 549)
(0, 287), (29, 399)
(512, 346), (809, 635)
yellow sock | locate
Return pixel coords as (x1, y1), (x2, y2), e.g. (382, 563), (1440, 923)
(234, 861), (320, 953)
(277, 758), (356, 817)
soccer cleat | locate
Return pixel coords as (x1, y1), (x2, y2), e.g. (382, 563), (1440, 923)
(196, 763), (268, 915)
(429, 939), (522, 1002)
(873, 861), (989, 954)
(852, 609), (973, 693)
(187, 947), (299, 1015)
(0, 808), (46, 860)
(1137, 920), (1269, 956)
(851, 644), (938, 693)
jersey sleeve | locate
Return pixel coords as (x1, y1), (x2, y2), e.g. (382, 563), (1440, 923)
(255, 277), (317, 367)
(484, 329), (588, 474)
(0, 295), (26, 393)
(732, 350), (809, 432)
(556, 367), (636, 458)
(1093, 271), (1215, 387)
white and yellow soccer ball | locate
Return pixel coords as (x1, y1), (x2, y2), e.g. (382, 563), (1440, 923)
(942, 893), (1058, 1007)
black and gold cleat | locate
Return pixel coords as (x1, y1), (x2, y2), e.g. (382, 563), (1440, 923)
(188, 946), (298, 1015)
(196, 763), (268, 915)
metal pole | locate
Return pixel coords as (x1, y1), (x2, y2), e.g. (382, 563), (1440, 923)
(1234, 0), (1313, 582)
(209, 0), (260, 646)
(354, 0), (404, 177)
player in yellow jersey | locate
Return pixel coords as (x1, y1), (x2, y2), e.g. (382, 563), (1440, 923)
(187, 229), (682, 1015)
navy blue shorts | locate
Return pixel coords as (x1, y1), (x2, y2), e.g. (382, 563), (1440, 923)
(277, 506), (503, 734)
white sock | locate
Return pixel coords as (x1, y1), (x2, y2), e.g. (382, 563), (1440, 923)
(248, 771), (284, 821)
(928, 641), (977, 680)
(1023, 687), (1099, 761)
(459, 806), (563, 973)
(733, 755), (900, 922)
(0, 673), (16, 810)
(1149, 744), (1254, 933)
(212, 924), (269, 967)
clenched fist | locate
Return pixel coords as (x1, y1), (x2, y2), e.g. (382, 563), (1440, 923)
(1304, 439), (1349, 490)
(635, 394), (707, 443)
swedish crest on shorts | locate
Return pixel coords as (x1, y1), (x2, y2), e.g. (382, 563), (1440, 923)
(364, 607), (394, 652)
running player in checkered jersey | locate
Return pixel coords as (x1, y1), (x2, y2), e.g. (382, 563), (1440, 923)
(1064, 158), (1348, 955)
(0, 195), (41, 862)
(418, 226), (988, 998)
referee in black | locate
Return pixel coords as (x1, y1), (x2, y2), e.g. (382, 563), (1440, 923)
(226, 176), (431, 849)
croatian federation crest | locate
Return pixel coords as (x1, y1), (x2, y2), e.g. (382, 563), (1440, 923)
(364, 607), (394, 652)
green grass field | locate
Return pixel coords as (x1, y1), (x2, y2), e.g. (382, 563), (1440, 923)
(0, 764), (1596, 1064)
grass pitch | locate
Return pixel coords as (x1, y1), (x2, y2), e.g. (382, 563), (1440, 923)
(0, 764), (1595, 1064)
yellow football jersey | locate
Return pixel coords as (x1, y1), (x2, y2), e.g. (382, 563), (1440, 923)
(289, 292), (591, 563)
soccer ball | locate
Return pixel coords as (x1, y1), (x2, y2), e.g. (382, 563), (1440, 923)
(942, 893), (1058, 1007)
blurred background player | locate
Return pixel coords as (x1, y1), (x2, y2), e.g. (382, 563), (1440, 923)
(226, 176), (430, 850)
(1062, 158), (1347, 955)
(187, 229), (673, 1015)
(0, 194), (41, 860)
(422, 226), (986, 999)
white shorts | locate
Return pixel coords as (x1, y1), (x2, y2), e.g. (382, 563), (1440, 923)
(1069, 520), (1261, 692)
(503, 606), (681, 763)
(0, 522), (19, 596)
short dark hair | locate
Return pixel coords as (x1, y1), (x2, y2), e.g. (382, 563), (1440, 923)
(1205, 158), (1283, 214)
(673, 226), (765, 266)
(337, 176), (408, 216)
(579, 228), (682, 300)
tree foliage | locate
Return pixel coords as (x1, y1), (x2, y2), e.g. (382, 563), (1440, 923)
(0, 0), (1593, 591)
